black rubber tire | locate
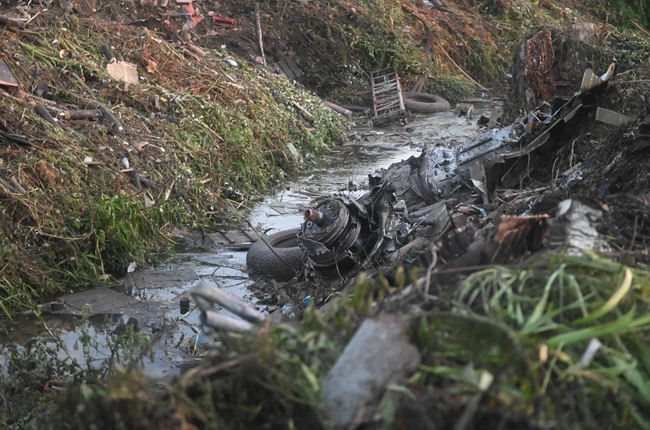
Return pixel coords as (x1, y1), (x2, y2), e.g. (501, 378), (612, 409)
(246, 228), (303, 281)
(403, 91), (451, 113)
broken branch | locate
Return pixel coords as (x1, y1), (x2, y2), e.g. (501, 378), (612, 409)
(435, 40), (488, 91)
(0, 15), (27, 29)
(324, 101), (352, 117)
(184, 43), (206, 57)
(255, 2), (267, 67)
(291, 101), (314, 123)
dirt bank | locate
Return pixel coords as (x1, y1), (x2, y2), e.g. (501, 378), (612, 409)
(0, 4), (345, 315)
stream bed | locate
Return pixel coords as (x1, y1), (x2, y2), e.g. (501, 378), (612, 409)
(0, 102), (498, 380)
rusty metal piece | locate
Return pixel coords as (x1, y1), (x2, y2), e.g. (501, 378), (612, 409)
(304, 209), (323, 224)
(0, 60), (19, 87)
(483, 214), (550, 263)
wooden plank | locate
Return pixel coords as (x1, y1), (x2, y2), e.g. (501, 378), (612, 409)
(371, 67), (405, 124)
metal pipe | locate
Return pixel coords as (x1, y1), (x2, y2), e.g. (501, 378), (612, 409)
(192, 281), (266, 324)
(304, 209), (323, 224)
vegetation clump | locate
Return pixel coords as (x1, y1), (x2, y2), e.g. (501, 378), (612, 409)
(12, 253), (650, 429)
(0, 12), (345, 316)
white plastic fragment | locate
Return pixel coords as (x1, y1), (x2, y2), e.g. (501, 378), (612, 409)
(579, 338), (602, 367)
(127, 261), (136, 273)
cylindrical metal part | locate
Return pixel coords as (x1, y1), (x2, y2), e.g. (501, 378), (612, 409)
(192, 280), (266, 323)
(304, 209), (323, 224)
(202, 310), (256, 333)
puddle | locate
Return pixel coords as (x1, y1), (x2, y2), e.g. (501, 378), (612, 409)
(0, 102), (498, 379)
(1, 314), (141, 374)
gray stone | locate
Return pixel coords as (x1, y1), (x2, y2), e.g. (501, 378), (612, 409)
(126, 268), (198, 289)
(60, 286), (139, 315)
(321, 315), (420, 429)
(286, 141), (303, 163)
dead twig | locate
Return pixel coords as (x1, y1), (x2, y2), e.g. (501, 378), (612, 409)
(255, 2), (267, 67)
(0, 177), (21, 194)
(435, 40), (488, 91)
(9, 176), (27, 194)
(629, 215), (639, 250)
(423, 245), (438, 297)
(291, 101), (314, 123)
(199, 353), (258, 377)
(71, 72), (97, 100)
(631, 20), (650, 38)
(184, 42), (206, 58)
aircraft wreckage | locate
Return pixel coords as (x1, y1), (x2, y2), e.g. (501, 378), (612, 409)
(246, 65), (616, 281)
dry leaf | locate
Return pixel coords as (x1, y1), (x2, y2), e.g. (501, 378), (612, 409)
(145, 58), (158, 74)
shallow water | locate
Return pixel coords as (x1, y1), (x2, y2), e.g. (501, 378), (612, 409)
(0, 103), (499, 378)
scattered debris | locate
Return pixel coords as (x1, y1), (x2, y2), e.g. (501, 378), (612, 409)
(595, 107), (633, 126)
(34, 104), (61, 129)
(212, 15), (236, 26)
(321, 315), (420, 428)
(371, 68), (406, 125)
(106, 61), (139, 85)
(59, 109), (102, 121)
(0, 14), (27, 30)
(546, 199), (609, 255)
(191, 280), (266, 333)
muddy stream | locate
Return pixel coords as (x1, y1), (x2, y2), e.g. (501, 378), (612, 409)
(0, 101), (498, 380)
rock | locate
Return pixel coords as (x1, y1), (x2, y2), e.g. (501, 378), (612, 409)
(321, 315), (420, 429)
